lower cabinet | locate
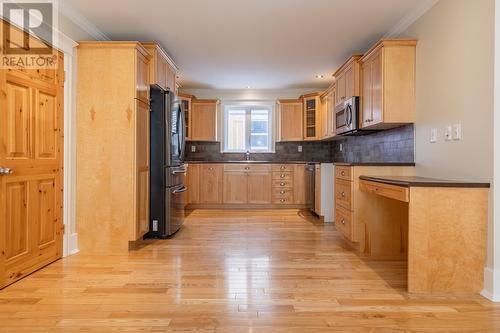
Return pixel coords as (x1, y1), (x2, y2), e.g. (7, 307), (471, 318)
(187, 163), (308, 208)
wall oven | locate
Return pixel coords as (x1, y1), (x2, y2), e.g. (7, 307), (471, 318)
(335, 97), (360, 135)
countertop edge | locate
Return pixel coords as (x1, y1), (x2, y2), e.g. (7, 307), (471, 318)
(359, 176), (491, 188)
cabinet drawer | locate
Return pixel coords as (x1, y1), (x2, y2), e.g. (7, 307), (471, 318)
(335, 179), (353, 211)
(272, 179), (293, 188)
(272, 172), (293, 181)
(224, 164), (271, 172)
(272, 188), (293, 197)
(359, 179), (409, 202)
(271, 164), (295, 172)
(335, 207), (353, 241)
(272, 193), (294, 205)
(335, 165), (353, 181)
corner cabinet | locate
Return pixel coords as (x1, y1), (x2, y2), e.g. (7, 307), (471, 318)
(191, 99), (219, 141)
(302, 93), (321, 140)
(76, 42), (151, 253)
(360, 39), (416, 129)
(277, 99), (303, 142)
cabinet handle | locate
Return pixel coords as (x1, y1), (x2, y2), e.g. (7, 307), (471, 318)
(341, 171), (345, 176)
(280, 199), (285, 203)
(341, 219), (346, 225)
(280, 190), (285, 194)
(280, 182), (285, 186)
(341, 191), (346, 197)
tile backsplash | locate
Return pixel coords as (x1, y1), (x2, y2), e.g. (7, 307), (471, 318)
(185, 124), (414, 164)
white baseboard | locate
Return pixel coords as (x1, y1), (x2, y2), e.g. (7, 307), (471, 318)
(481, 267), (500, 302)
(67, 233), (79, 256)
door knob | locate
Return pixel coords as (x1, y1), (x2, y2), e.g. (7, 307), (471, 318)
(0, 167), (13, 175)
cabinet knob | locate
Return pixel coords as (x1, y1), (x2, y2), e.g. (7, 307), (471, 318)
(244, 167), (250, 170)
(341, 219), (346, 225)
(341, 171), (345, 176)
(341, 191), (346, 197)
(280, 182), (285, 186)
(208, 167), (213, 171)
(280, 166), (286, 170)
(280, 190), (285, 194)
(280, 199), (285, 203)
(280, 174), (285, 178)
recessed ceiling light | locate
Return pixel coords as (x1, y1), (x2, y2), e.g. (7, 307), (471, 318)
(316, 74), (324, 79)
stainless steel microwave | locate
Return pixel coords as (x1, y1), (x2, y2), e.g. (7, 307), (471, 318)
(335, 96), (359, 135)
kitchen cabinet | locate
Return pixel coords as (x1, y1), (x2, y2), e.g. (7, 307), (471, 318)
(179, 93), (193, 140)
(277, 99), (303, 141)
(187, 163), (200, 204)
(302, 93), (321, 140)
(199, 164), (223, 204)
(314, 164), (321, 215)
(142, 42), (178, 92)
(76, 42), (151, 253)
(191, 99), (219, 141)
(223, 171), (248, 204)
(248, 171), (272, 204)
(320, 85), (335, 139)
(360, 39), (417, 129)
(293, 164), (308, 205)
(334, 55), (362, 107)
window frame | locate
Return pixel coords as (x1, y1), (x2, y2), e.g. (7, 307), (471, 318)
(222, 101), (275, 153)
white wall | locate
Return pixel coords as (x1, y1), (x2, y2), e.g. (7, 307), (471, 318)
(400, 0), (496, 298)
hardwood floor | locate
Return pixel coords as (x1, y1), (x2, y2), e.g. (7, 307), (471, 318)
(0, 209), (498, 332)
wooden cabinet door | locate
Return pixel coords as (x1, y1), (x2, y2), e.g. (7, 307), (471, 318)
(180, 97), (192, 140)
(156, 54), (168, 90)
(192, 101), (217, 141)
(361, 60), (373, 128)
(0, 62), (64, 289)
(371, 49), (383, 125)
(247, 172), (271, 204)
(314, 165), (321, 215)
(135, 100), (150, 240)
(327, 90), (336, 137)
(345, 65), (354, 100)
(136, 50), (150, 104)
(303, 97), (319, 140)
(335, 73), (346, 106)
(320, 95), (328, 139)
(279, 101), (303, 141)
(223, 172), (248, 204)
(186, 164), (200, 204)
(199, 165), (222, 204)
(293, 164), (308, 205)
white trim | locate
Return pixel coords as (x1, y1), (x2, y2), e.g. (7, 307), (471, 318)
(383, 0), (439, 38)
(58, 1), (109, 41)
(53, 27), (77, 55)
(482, 267), (500, 302)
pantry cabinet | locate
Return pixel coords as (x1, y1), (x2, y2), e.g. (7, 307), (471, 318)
(191, 99), (219, 141)
(360, 39), (416, 129)
(277, 99), (303, 141)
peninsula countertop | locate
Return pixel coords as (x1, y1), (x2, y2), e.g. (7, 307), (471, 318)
(359, 175), (490, 188)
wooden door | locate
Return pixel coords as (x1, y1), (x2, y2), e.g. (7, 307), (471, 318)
(199, 165), (222, 204)
(293, 164), (307, 205)
(371, 49), (383, 125)
(223, 172), (247, 204)
(361, 60), (373, 128)
(192, 101), (217, 141)
(247, 172), (271, 204)
(186, 164), (200, 204)
(335, 73), (346, 106)
(0, 54), (64, 289)
(279, 101), (303, 141)
(135, 100), (150, 240)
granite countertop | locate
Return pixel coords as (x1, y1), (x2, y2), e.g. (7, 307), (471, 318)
(185, 160), (319, 164)
(359, 175), (490, 188)
(335, 162), (416, 166)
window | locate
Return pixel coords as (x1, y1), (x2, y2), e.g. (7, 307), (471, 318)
(223, 103), (274, 153)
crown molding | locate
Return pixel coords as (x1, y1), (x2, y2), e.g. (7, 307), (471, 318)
(59, 2), (110, 41)
(384, 0), (439, 38)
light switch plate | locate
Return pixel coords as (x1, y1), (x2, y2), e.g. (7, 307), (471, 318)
(430, 128), (437, 143)
(453, 124), (462, 140)
(297, 145), (303, 153)
(444, 126), (452, 141)
(191, 145), (196, 152)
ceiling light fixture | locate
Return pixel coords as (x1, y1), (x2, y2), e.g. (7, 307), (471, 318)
(316, 74), (324, 79)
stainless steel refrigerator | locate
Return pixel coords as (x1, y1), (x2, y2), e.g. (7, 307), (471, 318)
(148, 85), (187, 238)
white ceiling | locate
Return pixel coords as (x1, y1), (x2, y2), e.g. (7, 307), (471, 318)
(63, 0), (426, 90)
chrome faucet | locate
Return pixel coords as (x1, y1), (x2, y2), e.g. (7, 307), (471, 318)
(245, 150), (251, 161)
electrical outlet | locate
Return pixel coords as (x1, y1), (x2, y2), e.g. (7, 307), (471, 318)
(297, 145), (302, 153)
(152, 220), (159, 232)
(444, 126), (452, 141)
(339, 143), (343, 152)
(453, 124), (462, 140)
(430, 128), (437, 143)
(191, 145), (196, 152)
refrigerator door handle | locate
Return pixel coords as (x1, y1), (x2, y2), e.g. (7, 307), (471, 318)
(172, 186), (187, 194)
(172, 166), (187, 174)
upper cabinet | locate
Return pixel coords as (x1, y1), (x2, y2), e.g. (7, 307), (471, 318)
(277, 99), (303, 142)
(190, 99), (219, 141)
(302, 93), (321, 141)
(360, 39), (417, 129)
(334, 55), (362, 107)
(320, 85), (336, 140)
(141, 42), (178, 92)
(178, 93), (193, 140)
